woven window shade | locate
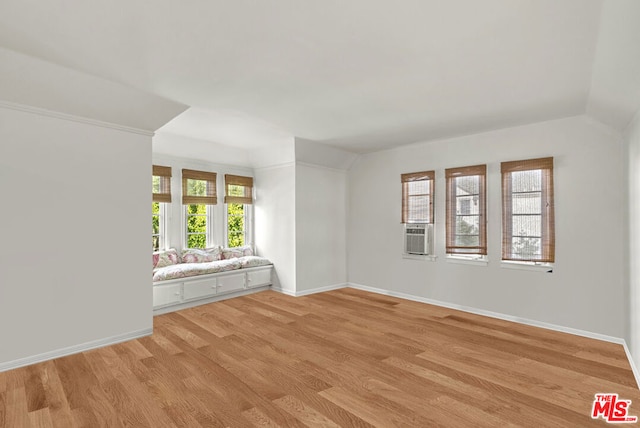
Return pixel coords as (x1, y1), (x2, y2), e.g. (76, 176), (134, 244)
(501, 157), (554, 262)
(224, 174), (254, 204)
(152, 165), (172, 203)
(401, 171), (435, 223)
(445, 165), (487, 255)
(182, 169), (217, 205)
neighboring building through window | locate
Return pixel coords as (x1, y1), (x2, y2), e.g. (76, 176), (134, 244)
(445, 165), (487, 256)
(224, 174), (253, 247)
(152, 165), (172, 251)
(182, 169), (217, 249)
(501, 157), (555, 262)
(401, 171), (435, 223)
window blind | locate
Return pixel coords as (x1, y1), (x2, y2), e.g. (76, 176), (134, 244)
(501, 157), (555, 262)
(182, 169), (217, 205)
(401, 171), (434, 223)
(152, 165), (172, 203)
(224, 174), (253, 205)
(445, 164), (487, 255)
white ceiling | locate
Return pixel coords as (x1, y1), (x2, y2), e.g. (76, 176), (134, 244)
(0, 0), (638, 153)
(159, 108), (293, 150)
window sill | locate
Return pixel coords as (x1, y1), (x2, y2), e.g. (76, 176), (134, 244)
(446, 256), (488, 266)
(403, 254), (437, 262)
(500, 261), (554, 273)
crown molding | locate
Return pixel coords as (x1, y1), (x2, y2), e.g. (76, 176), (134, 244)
(0, 100), (155, 137)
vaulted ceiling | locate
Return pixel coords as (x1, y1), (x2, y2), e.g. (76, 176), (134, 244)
(0, 0), (638, 152)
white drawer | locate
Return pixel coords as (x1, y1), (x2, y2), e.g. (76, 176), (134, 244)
(246, 268), (272, 288)
(153, 283), (182, 308)
(217, 273), (246, 294)
(183, 277), (218, 301)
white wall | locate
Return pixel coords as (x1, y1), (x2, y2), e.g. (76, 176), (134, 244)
(348, 115), (627, 338)
(626, 108), (640, 365)
(151, 152), (254, 251)
(295, 138), (358, 170)
(254, 164), (296, 293)
(295, 163), (348, 292)
(0, 106), (152, 368)
(249, 141), (295, 169)
(587, 0), (640, 131)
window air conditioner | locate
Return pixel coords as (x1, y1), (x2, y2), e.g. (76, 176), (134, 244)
(404, 223), (433, 255)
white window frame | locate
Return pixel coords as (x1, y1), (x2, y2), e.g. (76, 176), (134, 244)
(445, 165), (488, 262)
(152, 202), (167, 251)
(225, 202), (253, 248)
(184, 204), (214, 249)
(501, 157), (555, 266)
(401, 171), (435, 225)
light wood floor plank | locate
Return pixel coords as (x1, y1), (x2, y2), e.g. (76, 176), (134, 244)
(320, 385), (438, 427)
(4, 387), (30, 428)
(27, 407), (53, 428)
(273, 395), (341, 427)
(37, 361), (74, 428)
(246, 358), (374, 427)
(0, 392), (6, 428)
(241, 406), (282, 428)
(0, 289), (637, 427)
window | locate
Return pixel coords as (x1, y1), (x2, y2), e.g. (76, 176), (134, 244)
(185, 204), (210, 248)
(446, 165), (487, 256)
(224, 174), (253, 247)
(152, 202), (164, 251)
(227, 203), (246, 247)
(152, 165), (172, 203)
(401, 171), (435, 223)
(501, 157), (555, 263)
(152, 165), (172, 251)
(182, 169), (217, 248)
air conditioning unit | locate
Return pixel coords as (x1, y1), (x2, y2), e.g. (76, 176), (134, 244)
(404, 223), (433, 255)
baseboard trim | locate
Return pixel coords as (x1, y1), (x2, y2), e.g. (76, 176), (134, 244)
(347, 282), (640, 389)
(270, 286), (297, 296)
(0, 327), (153, 373)
(271, 283), (348, 297)
(348, 282), (623, 342)
(623, 342), (640, 389)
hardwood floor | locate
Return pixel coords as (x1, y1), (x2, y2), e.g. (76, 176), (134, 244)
(0, 288), (637, 427)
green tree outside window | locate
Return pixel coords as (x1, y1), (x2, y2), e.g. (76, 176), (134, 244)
(227, 203), (245, 247)
(186, 203), (207, 248)
(152, 202), (160, 251)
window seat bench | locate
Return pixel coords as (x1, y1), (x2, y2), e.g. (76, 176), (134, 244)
(153, 263), (273, 314)
(152, 249), (273, 314)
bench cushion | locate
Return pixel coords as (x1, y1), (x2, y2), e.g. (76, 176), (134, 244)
(153, 259), (241, 282)
(238, 256), (272, 268)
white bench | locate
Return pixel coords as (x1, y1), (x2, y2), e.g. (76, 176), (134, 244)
(153, 264), (272, 314)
